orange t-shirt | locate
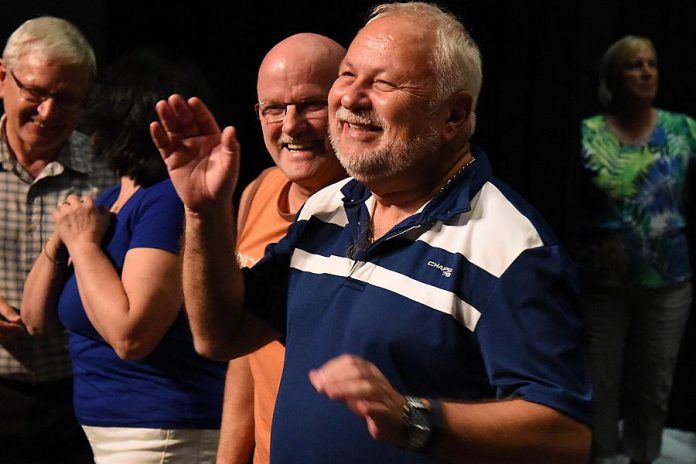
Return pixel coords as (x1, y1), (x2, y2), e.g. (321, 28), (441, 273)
(236, 167), (294, 464)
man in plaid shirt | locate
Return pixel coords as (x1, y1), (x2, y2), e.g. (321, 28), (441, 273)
(0, 16), (114, 463)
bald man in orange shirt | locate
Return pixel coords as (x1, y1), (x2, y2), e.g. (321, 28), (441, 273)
(216, 33), (346, 464)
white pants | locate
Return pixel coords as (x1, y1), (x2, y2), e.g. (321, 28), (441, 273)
(583, 281), (692, 462)
(82, 426), (219, 464)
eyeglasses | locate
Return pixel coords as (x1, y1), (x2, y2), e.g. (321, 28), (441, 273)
(254, 100), (328, 124)
(9, 70), (83, 112)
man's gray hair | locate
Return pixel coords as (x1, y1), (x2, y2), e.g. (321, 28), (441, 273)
(368, 2), (482, 109)
(597, 35), (655, 109)
(2, 16), (96, 79)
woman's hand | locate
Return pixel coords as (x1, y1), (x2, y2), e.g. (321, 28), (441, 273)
(54, 194), (112, 250)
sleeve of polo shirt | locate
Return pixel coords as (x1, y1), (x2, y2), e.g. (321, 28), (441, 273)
(473, 244), (592, 426)
(242, 222), (301, 335)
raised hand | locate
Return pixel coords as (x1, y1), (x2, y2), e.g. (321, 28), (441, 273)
(54, 194), (112, 251)
(150, 95), (241, 214)
(309, 354), (407, 445)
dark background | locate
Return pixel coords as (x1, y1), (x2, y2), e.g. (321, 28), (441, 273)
(2, 0), (695, 430)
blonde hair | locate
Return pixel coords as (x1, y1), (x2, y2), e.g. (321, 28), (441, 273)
(3, 16), (96, 79)
(597, 35), (655, 109)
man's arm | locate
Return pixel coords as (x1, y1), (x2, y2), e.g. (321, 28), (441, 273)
(151, 95), (279, 360)
(216, 357), (255, 464)
(309, 354), (590, 464)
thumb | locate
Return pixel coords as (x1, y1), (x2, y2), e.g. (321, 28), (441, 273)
(221, 126), (240, 158)
(0, 297), (21, 323)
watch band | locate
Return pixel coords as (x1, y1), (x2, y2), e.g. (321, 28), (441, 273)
(401, 396), (444, 453)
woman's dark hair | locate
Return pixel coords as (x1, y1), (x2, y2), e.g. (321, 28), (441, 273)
(85, 48), (217, 186)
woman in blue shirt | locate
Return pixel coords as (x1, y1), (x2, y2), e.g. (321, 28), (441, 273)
(22, 49), (226, 463)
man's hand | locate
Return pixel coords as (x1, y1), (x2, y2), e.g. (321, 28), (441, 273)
(150, 95), (241, 215)
(309, 354), (406, 445)
(0, 296), (27, 341)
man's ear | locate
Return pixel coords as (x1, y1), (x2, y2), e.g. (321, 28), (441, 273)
(0, 59), (7, 98)
(441, 91), (473, 142)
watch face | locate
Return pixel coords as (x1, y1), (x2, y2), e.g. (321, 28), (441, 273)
(405, 397), (432, 450)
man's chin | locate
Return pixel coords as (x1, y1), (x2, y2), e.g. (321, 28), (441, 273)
(25, 123), (67, 139)
(22, 130), (67, 152)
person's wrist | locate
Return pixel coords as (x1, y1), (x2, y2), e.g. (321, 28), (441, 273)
(64, 239), (99, 258)
(43, 237), (67, 266)
(400, 396), (444, 454)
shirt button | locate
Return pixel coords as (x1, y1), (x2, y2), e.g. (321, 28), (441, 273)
(28, 223), (37, 232)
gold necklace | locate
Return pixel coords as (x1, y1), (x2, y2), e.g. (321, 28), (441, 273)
(435, 155), (476, 198)
(366, 156), (476, 244)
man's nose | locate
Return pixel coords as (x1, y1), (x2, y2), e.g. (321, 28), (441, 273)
(338, 83), (371, 111)
(281, 105), (308, 136)
(36, 97), (60, 120)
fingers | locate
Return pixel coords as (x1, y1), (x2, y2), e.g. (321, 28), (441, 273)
(310, 354), (396, 402)
(57, 193), (82, 209)
(188, 97), (221, 136)
(0, 320), (27, 340)
(0, 297), (21, 323)
(155, 95), (186, 139)
(310, 354), (406, 443)
(150, 120), (173, 165)
(80, 195), (95, 208)
(169, 94), (202, 138)
(221, 126), (240, 154)
(0, 297), (25, 340)
(154, 95), (220, 142)
(56, 194), (95, 210)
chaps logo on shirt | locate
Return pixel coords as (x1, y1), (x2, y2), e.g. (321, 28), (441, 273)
(427, 260), (453, 277)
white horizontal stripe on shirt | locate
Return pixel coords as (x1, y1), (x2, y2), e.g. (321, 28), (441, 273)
(290, 248), (481, 331)
(417, 182), (544, 278)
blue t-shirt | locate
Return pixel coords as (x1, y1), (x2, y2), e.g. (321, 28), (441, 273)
(57, 179), (225, 429)
(245, 149), (592, 463)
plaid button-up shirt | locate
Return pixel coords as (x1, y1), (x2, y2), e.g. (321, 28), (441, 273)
(0, 116), (116, 382)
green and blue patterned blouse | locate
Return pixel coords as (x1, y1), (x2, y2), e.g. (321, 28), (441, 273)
(579, 110), (696, 288)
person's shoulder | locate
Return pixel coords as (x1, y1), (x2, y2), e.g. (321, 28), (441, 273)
(141, 178), (180, 200)
(480, 178), (560, 247)
(657, 109), (696, 135)
(263, 166), (287, 183)
(657, 108), (691, 122)
(580, 114), (605, 130)
(304, 177), (352, 207)
(131, 179), (183, 223)
(96, 184), (120, 205)
(297, 177), (353, 222)
(243, 166), (287, 194)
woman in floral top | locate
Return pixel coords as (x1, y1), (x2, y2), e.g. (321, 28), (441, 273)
(579, 35), (695, 464)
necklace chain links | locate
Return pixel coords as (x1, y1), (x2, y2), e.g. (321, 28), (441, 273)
(366, 156), (476, 244)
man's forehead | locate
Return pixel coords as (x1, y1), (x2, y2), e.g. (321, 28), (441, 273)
(257, 59), (334, 101)
(13, 52), (88, 82)
(344, 17), (432, 62)
(257, 81), (328, 103)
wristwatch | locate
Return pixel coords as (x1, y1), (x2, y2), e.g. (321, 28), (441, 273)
(402, 396), (443, 453)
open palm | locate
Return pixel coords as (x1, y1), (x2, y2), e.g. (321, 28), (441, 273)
(151, 95), (240, 213)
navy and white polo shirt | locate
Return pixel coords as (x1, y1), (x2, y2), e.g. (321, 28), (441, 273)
(244, 148), (591, 464)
